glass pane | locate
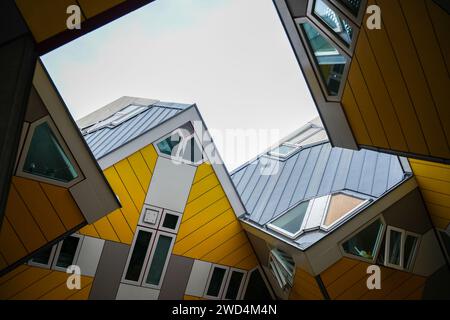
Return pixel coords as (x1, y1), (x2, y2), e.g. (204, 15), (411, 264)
(388, 229), (402, 266)
(206, 267), (227, 297)
(30, 246), (53, 265)
(24, 122), (78, 182)
(156, 133), (182, 156)
(145, 235), (173, 286)
(337, 0), (362, 17)
(125, 230), (152, 281)
(301, 22), (346, 96)
(55, 236), (80, 268)
(162, 213), (179, 230)
(270, 144), (296, 157)
(342, 219), (384, 260)
(324, 193), (364, 227)
(271, 201), (309, 235)
(181, 136), (203, 163)
(314, 0), (353, 45)
(225, 271), (245, 300)
(243, 269), (272, 300)
(403, 235), (418, 269)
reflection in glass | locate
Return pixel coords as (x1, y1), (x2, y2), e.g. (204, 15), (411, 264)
(388, 229), (402, 266)
(342, 219), (384, 260)
(314, 0), (353, 45)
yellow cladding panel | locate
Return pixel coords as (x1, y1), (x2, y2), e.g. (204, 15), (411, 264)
(79, 146), (158, 243)
(173, 163), (258, 270)
(15, 0), (84, 43)
(410, 159), (450, 230)
(320, 258), (425, 300)
(0, 218), (27, 265)
(0, 265), (93, 300)
(289, 268), (323, 300)
(77, 0), (125, 18)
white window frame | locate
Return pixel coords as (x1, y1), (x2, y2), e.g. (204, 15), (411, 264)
(267, 199), (313, 239)
(139, 204), (163, 229)
(141, 230), (176, 290)
(16, 115), (84, 187)
(384, 226), (420, 271)
(267, 143), (299, 160)
(203, 264), (230, 300)
(339, 216), (386, 263)
(159, 209), (182, 234)
(320, 192), (370, 231)
(52, 233), (84, 272)
(28, 244), (57, 269)
(268, 249), (295, 290)
(222, 268), (247, 300)
(154, 122), (205, 166)
(121, 226), (156, 286)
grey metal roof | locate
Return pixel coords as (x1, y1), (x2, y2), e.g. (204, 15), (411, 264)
(82, 102), (192, 160)
(231, 138), (409, 249)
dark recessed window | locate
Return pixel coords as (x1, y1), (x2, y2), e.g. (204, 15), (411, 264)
(125, 230), (153, 281)
(55, 236), (80, 268)
(336, 0), (362, 17)
(206, 267), (227, 297)
(342, 218), (384, 261)
(225, 271), (245, 300)
(314, 0), (354, 45)
(439, 231), (450, 259)
(30, 246), (54, 266)
(243, 269), (272, 300)
(23, 122), (78, 183)
(162, 213), (179, 230)
(156, 132), (182, 156)
(403, 234), (419, 269)
(301, 21), (347, 96)
(145, 234), (173, 286)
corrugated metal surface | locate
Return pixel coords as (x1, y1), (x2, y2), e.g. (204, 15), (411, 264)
(83, 103), (192, 160)
(231, 143), (407, 227)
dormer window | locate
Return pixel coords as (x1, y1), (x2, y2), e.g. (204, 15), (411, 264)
(84, 104), (148, 134)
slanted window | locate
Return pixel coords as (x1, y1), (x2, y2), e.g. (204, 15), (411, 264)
(243, 268), (273, 300)
(267, 200), (310, 238)
(313, 0), (354, 46)
(385, 226), (420, 270)
(269, 248), (295, 290)
(268, 144), (297, 159)
(322, 193), (368, 229)
(334, 0), (363, 18)
(299, 21), (348, 97)
(286, 126), (321, 145)
(29, 245), (56, 268)
(224, 269), (246, 300)
(22, 120), (79, 184)
(155, 122), (203, 165)
(143, 232), (175, 288)
(204, 266), (229, 299)
(53, 234), (83, 270)
(124, 228), (154, 283)
(341, 218), (385, 262)
(84, 104), (148, 133)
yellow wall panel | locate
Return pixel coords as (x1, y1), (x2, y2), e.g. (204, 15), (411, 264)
(377, 0), (450, 159)
(77, 0), (124, 18)
(106, 210), (133, 244)
(187, 172), (220, 203)
(400, 0), (450, 147)
(426, 0), (450, 75)
(347, 60), (389, 149)
(38, 275), (93, 300)
(0, 218), (28, 265)
(15, 0), (84, 43)
(182, 185), (226, 221)
(320, 257), (358, 286)
(202, 231), (249, 263)
(234, 254), (258, 271)
(79, 224), (100, 238)
(0, 266), (51, 300)
(4, 185), (46, 252)
(355, 28), (407, 151)
(66, 283), (92, 300)
(40, 182), (84, 230)
(385, 275), (425, 300)
(114, 159), (146, 211)
(140, 144), (158, 174)
(127, 151), (152, 191)
(0, 255), (7, 271)
(11, 271), (68, 300)
(0, 265), (28, 286)
(290, 268), (323, 300)
(341, 84), (372, 146)
(193, 162), (214, 184)
(325, 260), (369, 299)
(12, 177), (66, 241)
(93, 216), (120, 242)
(218, 243), (254, 267)
(184, 295), (205, 300)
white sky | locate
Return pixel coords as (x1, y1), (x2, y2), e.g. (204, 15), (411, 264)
(42, 0), (317, 171)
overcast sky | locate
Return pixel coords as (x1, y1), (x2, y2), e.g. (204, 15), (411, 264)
(42, 0), (317, 171)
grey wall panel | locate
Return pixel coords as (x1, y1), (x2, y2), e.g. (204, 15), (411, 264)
(244, 162), (277, 213)
(371, 152), (391, 196)
(331, 148), (353, 191)
(357, 150), (378, 195)
(25, 86), (48, 123)
(304, 144), (332, 199)
(387, 156), (404, 189)
(345, 149), (366, 191)
(383, 189), (432, 234)
(89, 241), (130, 300)
(247, 233), (270, 267)
(317, 148), (343, 195)
(236, 162), (257, 195)
(240, 162), (265, 205)
(158, 255), (194, 300)
(285, 0), (308, 18)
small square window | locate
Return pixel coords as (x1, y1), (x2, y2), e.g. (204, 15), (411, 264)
(159, 210), (182, 233)
(139, 205), (162, 228)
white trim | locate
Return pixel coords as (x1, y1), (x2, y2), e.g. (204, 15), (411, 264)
(403, 231), (421, 271)
(203, 264), (230, 300)
(16, 115), (84, 188)
(121, 226), (156, 286)
(339, 215), (386, 264)
(267, 199), (313, 239)
(138, 204), (163, 229)
(267, 143), (300, 159)
(52, 233), (84, 272)
(159, 209), (182, 234)
(222, 268), (247, 300)
(28, 244), (57, 269)
(141, 230), (176, 290)
(384, 226), (405, 270)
